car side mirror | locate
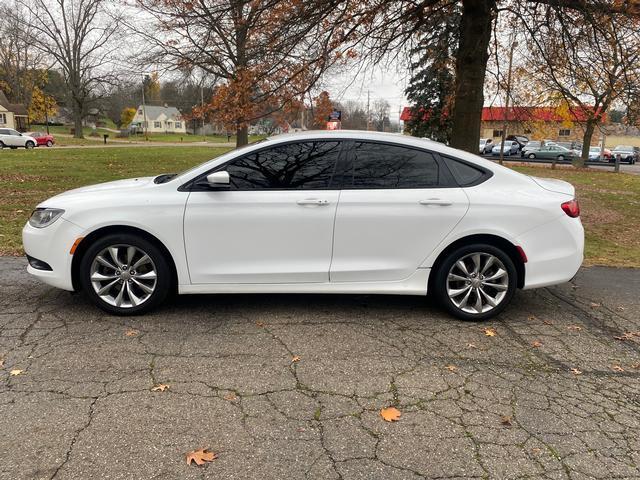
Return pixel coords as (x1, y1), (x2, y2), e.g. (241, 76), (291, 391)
(206, 171), (230, 187)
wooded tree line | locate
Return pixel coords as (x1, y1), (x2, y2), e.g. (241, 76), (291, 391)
(1, 0), (639, 154)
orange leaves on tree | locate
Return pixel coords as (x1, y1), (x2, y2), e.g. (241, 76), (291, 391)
(380, 407), (401, 422)
(185, 448), (217, 466)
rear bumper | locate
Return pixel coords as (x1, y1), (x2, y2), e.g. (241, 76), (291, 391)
(22, 218), (83, 291)
(517, 215), (584, 290)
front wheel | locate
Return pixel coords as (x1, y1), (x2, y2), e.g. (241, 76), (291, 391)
(528, 153), (536, 159)
(25, 141), (35, 149)
(433, 244), (517, 321)
(79, 233), (173, 315)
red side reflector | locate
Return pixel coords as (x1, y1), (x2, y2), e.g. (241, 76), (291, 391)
(561, 199), (580, 218)
(516, 246), (528, 263)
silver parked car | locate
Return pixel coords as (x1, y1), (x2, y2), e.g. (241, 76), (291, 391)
(0, 128), (37, 149)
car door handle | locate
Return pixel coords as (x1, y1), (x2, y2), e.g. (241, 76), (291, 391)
(419, 198), (452, 206)
(297, 198), (330, 206)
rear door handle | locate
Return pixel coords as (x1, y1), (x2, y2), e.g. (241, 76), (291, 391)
(297, 198), (330, 206)
(419, 198), (452, 206)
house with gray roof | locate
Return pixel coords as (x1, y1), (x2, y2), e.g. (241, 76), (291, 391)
(131, 104), (186, 134)
(0, 90), (29, 132)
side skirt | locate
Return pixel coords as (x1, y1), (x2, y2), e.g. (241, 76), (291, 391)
(178, 269), (431, 296)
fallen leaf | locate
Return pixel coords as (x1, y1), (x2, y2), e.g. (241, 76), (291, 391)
(543, 320), (553, 325)
(531, 447), (542, 455)
(125, 329), (139, 337)
(616, 306), (625, 311)
(185, 448), (217, 466)
(483, 328), (497, 337)
(151, 384), (169, 392)
(255, 321), (265, 327)
(10, 369), (24, 376)
(612, 365), (624, 372)
(445, 364), (458, 372)
(0, 358), (4, 368)
(380, 406), (401, 422)
(466, 343), (477, 349)
(527, 315), (537, 321)
(567, 325), (582, 331)
(531, 341), (543, 348)
(630, 363), (640, 370)
(570, 368), (582, 375)
(291, 355), (300, 363)
(614, 333), (634, 341)
(589, 302), (601, 308)
(223, 392), (238, 401)
(500, 415), (512, 427)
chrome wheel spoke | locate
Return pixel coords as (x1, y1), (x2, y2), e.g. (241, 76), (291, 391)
(481, 256), (495, 274)
(455, 260), (469, 276)
(448, 285), (471, 297)
(471, 254), (481, 274)
(484, 268), (506, 282)
(90, 244), (157, 309)
(448, 273), (468, 282)
(457, 287), (473, 309)
(479, 288), (498, 307)
(482, 281), (508, 291)
(473, 289), (483, 313)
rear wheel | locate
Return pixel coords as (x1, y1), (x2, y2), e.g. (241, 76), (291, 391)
(433, 244), (517, 321)
(46, 140), (53, 147)
(79, 233), (172, 315)
(0, 141), (4, 149)
(557, 155), (565, 162)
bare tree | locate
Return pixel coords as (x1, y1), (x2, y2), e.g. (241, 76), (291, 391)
(0, 1), (45, 104)
(371, 99), (390, 131)
(519, 3), (640, 166)
(16, 0), (120, 137)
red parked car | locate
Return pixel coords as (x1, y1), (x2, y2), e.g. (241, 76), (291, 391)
(26, 132), (55, 147)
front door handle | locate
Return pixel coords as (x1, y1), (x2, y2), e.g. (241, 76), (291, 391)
(419, 198), (452, 206)
(297, 198), (330, 206)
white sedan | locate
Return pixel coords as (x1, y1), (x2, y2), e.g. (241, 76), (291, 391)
(22, 131), (584, 320)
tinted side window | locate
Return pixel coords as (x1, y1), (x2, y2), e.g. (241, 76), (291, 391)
(351, 142), (440, 188)
(0, 129), (9, 135)
(226, 141), (341, 190)
(442, 156), (489, 187)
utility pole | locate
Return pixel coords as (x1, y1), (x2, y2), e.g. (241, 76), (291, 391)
(499, 40), (518, 166)
(366, 90), (371, 131)
(141, 75), (148, 140)
(200, 83), (205, 140)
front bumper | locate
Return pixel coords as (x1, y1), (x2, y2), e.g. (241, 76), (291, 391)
(22, 218), (84, 291)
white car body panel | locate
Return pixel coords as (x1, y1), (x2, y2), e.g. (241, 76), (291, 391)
(0, 128), (36, 148)
(22, 130), (584, 302)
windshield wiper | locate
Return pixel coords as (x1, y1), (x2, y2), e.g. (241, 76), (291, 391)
(154, 173), (178, 184)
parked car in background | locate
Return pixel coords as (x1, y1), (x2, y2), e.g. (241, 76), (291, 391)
(525, 145), (576, 162)
(26, 131), (55, 147)
(588, 146), (611, 162)
(0, 129), (37, 149)
(491, 140), (519, 156)
(479, 138), (493, 154)
(521, 140), (543, 157)
(556, 141), (582, 156)
(506, 135), (529, 151)
(611, 145), (639, 164)
(22, 130), (584, 321)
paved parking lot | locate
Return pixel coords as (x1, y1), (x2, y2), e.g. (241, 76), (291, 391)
(1, 257), (640, 479)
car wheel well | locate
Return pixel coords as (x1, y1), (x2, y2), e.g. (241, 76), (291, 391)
(428, 234), (525, 292)
(71, 225), (178, 292)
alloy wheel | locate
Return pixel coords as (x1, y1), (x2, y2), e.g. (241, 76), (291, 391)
(446, 252), (509, 314)
(89, 244), (157, 308)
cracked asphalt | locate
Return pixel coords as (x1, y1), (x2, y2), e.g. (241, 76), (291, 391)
(1, 257), (640, 480)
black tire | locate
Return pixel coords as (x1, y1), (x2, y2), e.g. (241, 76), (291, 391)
(432, 243), (518, 321)
(79, 233), (173, 315)
(0, 141), (4, 149)
(25, 141), (35, 149)
(557, 155), (565, 162)
(528, 153), (536, 159)
(46, 140), (53, 147)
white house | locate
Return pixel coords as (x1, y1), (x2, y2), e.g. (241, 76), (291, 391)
(0, 90), (28, 131)
(131, 104), (186, 134)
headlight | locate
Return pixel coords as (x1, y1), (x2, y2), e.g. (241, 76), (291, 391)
(28, 208), (65, 228)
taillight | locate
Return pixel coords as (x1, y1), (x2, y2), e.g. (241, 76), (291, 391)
(561, 199), (580, 218)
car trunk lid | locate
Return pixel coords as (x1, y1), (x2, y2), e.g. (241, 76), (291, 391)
(529, 176), (575, 196)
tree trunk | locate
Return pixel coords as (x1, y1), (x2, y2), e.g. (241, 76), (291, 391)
(73, 98), (84, 139)
(236, 125), (248, 147)
(576, 120), (597, 168)
(449, 0), (495, 153)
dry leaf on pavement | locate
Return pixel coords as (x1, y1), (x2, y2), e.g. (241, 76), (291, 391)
(445, 365), (458, 372)
(500, 415), (512, 426)
(483, 328), (497, 337)
(185, 448), (217, 466)
(612, 365), (625, 372)
(531, 341), (543, 348)
(466, 343), (477, 349)
(589, 302), (601, 308)
(543, 320), (553, 325)
(223, 392), (238, 401)
(380, 407), (401, 422)
(291, 355), (300, 363)
(255, 321), (265, 327)
(567, 325), (582, 331)
(125, 329), (139, 337)
(0, 358), (4, 368)
(151, 384), (169, 392)
(614, 333), (634, 341)
(10, 369), (24, 376)
(527, 315), (537, 321)
(570, 368), (582, 375)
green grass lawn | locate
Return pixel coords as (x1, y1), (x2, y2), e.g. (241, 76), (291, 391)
(0, 148), (638, 267)
(0, 146), (230, 255)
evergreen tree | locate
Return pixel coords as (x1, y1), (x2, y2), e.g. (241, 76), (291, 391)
(405, 7), (460, 144)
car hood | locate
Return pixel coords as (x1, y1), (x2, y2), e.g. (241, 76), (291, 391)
(529, 176), (575, 196)
(39, 177), (155, 207)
